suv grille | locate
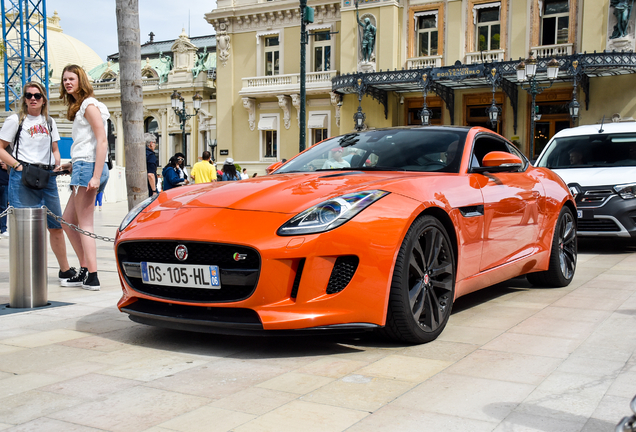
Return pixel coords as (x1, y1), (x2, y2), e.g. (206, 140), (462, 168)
(117, 241), (260, 302)
(577, 218), (621, 232)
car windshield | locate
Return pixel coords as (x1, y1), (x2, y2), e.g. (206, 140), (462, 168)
(537, 133), (636, 168)
(276, 128), (469, 174)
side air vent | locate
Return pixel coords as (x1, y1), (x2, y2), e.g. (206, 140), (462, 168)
(326, 256), (359, 294)
(291, 258), (306, 299)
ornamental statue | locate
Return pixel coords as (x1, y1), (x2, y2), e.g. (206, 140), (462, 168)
(610, 0), (633, 39)
(158, 52), (173, 84)
(192, 47), (208, 79)
(355, 0), (376, 63)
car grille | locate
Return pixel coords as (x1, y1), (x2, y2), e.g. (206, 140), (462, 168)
(117, 241), (260, 302)
(326, 256), (359, 294)
(577, 218), (621, 232)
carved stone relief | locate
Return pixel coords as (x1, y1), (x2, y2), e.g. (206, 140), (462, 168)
(277, 95), (291, 129)
(217, 22), (231, 67)
(242, 97), (256, 131)
(330, 92), (341, 127)
(291, 94), (301, 127)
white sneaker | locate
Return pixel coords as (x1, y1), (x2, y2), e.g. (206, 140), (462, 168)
(1, 231), (8, 238)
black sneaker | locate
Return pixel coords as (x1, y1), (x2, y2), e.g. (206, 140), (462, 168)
(58, 267), (77, 285)
(82, 272), (101, 291)
(61, 267), (87, 287)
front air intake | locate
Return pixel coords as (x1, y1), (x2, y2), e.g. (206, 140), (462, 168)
(326, 256), (359, 294)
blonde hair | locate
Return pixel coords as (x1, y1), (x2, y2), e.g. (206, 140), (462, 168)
(19, 82), (49, 122)
(59, 64), (94, 121)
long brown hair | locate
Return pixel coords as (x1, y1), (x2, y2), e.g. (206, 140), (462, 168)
(59, 64), (94, 121)
(19, 82), (49, 122)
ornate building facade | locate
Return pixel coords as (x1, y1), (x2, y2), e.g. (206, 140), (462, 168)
(205, 0), (636, 166)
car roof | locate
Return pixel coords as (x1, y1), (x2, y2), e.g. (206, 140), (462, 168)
(551, 121), (636, 139)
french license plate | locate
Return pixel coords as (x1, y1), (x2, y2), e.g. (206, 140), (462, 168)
(577, 210), (583, 219)
(141, 262), (221, 289)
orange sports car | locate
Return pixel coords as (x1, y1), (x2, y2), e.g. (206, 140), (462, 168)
(116, 126), (577, 344)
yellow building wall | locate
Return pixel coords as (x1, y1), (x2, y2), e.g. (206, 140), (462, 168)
(508, 0), (529, 59)
(581, 1), (609, 52)
(581, 74), (636, 124)
(445, 0), (463, 65)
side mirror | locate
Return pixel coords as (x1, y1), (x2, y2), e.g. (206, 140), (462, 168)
(471, 151), (523, 173)
(266, 161), (284, 174)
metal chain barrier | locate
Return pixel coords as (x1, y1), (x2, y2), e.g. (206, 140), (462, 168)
(44, 206), (116, 243)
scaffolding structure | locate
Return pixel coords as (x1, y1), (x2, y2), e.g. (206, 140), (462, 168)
(1, 0), (49, 111)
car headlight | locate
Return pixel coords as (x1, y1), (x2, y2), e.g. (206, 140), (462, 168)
(277, 190), (389, 236)
(119, 194), (159, 231)
(614, 183), (636, 200)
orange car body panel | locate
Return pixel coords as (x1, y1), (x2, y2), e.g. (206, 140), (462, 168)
(116, 127), (574, 331)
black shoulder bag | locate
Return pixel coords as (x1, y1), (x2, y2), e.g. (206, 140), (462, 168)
(14, 117), (53, 190)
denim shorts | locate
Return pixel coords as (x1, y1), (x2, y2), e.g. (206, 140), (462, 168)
(70, 161), (109, 194)
(8, 168), (63, 229)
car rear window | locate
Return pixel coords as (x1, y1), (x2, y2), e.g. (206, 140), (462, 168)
(537, 133), (636, 168)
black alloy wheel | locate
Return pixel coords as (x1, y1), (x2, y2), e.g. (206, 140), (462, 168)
(383, 216), (456, 344)
(527, 206), (577, 287)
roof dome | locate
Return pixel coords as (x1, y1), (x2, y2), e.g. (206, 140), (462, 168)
(46, 11), (104, 83)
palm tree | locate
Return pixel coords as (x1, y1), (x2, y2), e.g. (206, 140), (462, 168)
(115, 0), (147, 209)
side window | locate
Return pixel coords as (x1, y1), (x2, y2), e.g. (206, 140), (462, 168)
(471, 136), (509, 167)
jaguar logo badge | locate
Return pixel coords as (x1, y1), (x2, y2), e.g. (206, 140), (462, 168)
(175, 245), (188, 261)
(233, 253), (247, 261)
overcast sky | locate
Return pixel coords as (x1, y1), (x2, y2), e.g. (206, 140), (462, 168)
(48, 0), (217, 61)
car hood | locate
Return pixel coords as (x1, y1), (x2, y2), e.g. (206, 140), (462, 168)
(551, 167), (636, 187)
(152, 171), (428, 214)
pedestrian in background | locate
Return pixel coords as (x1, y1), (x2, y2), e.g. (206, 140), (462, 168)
(190, 151), (217, 184)
(94, 191), (103, 211)
(0, 81), (76, 282)
(145, 133), (158, 196)
(240, 167), (249, 180)
(58, 64), (110, 291)
(0, 160), (9, 238)
(174, 152), (189, 184)
(220, 158), (240, 181)
(162, 156), (186, 190)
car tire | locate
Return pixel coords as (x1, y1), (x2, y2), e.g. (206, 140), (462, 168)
(527, 206), (577, 287)
(383, 215), (456, 344)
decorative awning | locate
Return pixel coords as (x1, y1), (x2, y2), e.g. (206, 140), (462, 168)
(307, 114), (328, 129)
(258, 117), (277, 130)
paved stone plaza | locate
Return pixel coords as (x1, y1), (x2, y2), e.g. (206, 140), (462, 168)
(0, 200), (634, 432)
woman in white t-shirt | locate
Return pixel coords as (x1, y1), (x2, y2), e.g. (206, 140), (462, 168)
(58, 64), (110, 291)
(0, 82), (77, 284)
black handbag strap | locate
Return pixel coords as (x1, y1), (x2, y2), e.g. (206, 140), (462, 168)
(13, 116), (53, 166)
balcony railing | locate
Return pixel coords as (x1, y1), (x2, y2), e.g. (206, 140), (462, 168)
(465, 49), (505, 65)
(240, 70), (338, 96)
(406, 55), (443, 70)
(531, 43), (573, 58)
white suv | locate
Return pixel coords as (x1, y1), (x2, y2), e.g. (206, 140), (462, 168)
(535, 122), (636, 239)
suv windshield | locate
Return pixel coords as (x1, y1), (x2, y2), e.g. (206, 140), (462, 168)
(537, 133), (636, 168)
(276, 128), (469, 174)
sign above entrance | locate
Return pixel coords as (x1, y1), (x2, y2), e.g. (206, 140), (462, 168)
(431, 63), (485, 81)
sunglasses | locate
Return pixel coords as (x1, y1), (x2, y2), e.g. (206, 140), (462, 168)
(25, 92), (43, 100)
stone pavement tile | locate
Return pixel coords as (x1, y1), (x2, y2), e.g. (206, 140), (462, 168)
(0, 372), (67, 400)
(157, 406), (255, 432)
(0, 312), (62, 332)
(1, 329), (89, 348)
(436, 323), (503, 345)
(232, 400), (368, 432)
(59, 335), (130, 353)
(355, 354), (451, 382)
(573, 315), (636, 362)
(606, 371), (636, 399)
(86, 345), (174, 366)
(556, 355), (626, 378)
(101, 354), (207, 382)
(493, 411), (586, 432)
(0, 344), (23, 355)
(332, 346), (397, 363)
(446, 349), (562, 385)
(551, 288), (633, 311)
(0, 424), (10, 431)
(28, 315), (135, 335)
(345, 405), (497, 432)
(1, 417), (105, 431)
(0, 344), (101, 375)
(509, 314), (599, 340)
(482, 333), (581, 359)
(296, 356), (368, 378)
(39, 359), (109, 380)
(40, 373), (140, 400)
(516, 371), (613, 421)
(582, 395), (633, 432)
(0, 390), (82, 424)
(400, 340), (479, 362)
(528, 305), (611, 324)
(256, 371), (334, 394)
(494, 289), (569, 309)
(449, 305), (540, 330)
(49, 386), (210, 432)
(210, 387), (298, 416)
(146, 359), (288, 399)
(303, 374), (415, 412)
(391, 373), (535, 423)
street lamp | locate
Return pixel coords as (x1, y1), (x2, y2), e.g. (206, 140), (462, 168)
(419, 73), (431, 126)
(517, 53), (560, 158)
(486, 67), (501, 130)
(171, 90), (202, 165)
(569, 59), (582, 124)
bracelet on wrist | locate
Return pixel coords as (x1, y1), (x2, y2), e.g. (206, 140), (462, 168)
(13, 161), (20, 169)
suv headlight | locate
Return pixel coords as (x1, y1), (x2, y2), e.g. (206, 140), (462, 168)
(119, 194), (159, 231)
(277, 190), (389, 236)
(614, 183), (636, 200)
